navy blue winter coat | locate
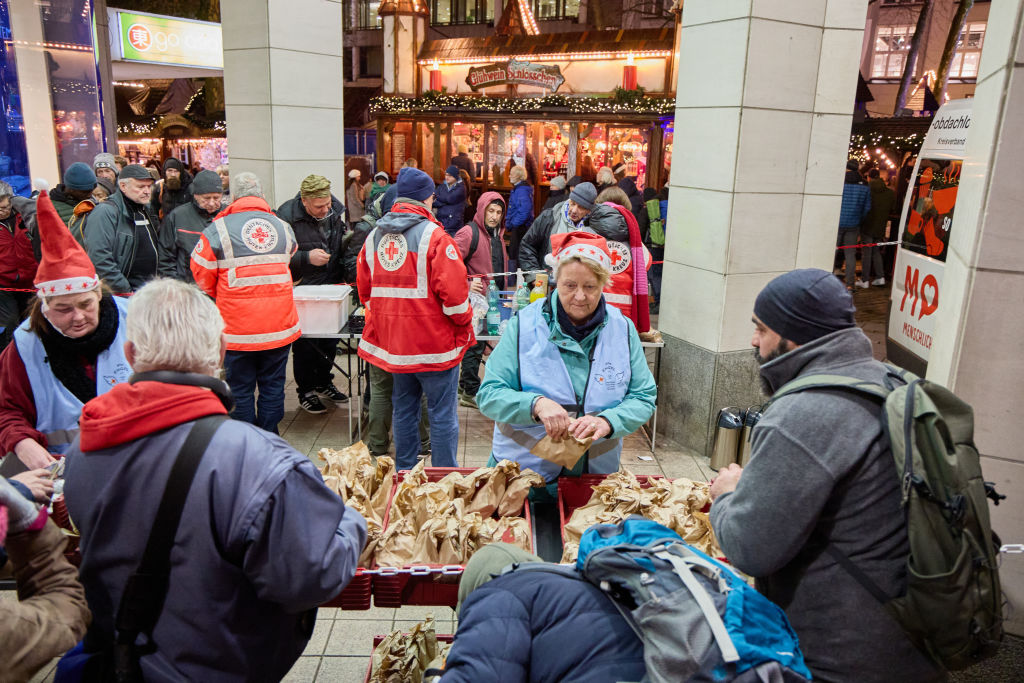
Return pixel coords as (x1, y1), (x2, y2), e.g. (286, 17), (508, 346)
(441, 569), (646, 683)
(506, 181), (534, 229)
(434, 180), (467, 236)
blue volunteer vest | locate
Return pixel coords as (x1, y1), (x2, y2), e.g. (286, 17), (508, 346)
(13, 296), (131, 454)
(492, 299), (631, 482)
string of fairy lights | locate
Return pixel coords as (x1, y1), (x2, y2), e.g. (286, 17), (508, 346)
(369, 93), (676, 116)
(848, 132), (925, 165)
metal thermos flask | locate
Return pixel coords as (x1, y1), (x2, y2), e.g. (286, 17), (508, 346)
(738, 405), (763, 467)
(710, 407), (743, 471)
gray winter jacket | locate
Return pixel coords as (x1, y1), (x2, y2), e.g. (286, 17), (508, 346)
(517, 200), (591, 279)
(64, 381), (367, 682)
(158, 198), (216, 283)
(83, 191), (160, 293)
(710, 328), (943, 683)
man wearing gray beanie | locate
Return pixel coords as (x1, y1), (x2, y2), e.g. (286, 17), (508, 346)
(707, 268), (942, 683)
(518, 180), (597, 281)
(158, 169), (225, 282)
(356, 166), (473, 470)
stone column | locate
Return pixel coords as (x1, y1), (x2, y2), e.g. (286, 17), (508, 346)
(93, 0), (119, 154)
(220, 0), (345, 208)
(658, 1), (868, 456)
(926, 2), (1024, 636)
(8, 1), (60, 184)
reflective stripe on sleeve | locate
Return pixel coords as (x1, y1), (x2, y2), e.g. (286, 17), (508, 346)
(442, 298), (470, 316)
(604, 292), (632, 305)
(223, 322), (300, 345)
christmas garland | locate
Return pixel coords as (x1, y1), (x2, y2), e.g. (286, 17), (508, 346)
(369, 91), (674, 116)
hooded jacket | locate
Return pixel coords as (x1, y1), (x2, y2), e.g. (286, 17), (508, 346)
(191, 197), (301, 351)
(83, 190), (160, 293)
(64, 379), (367, 682)
(454, 191), (507, 284)
(517, 200), (590, 279)
(433, 179), (467, 236)
(839, 168), (871, 229)
(276, 192), (346, 285)
(158, 197), (217, 282)
(356, 200), (474, 373)
(709, 328), (943, 683)
(150, 158), (194, 221)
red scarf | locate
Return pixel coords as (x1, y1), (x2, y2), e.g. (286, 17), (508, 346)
(607, 203), (650, 333)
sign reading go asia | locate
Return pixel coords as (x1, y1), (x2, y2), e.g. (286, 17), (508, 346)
(117, 11), (223, 69)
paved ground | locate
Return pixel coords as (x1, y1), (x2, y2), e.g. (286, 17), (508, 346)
(14, 277), (1023, 681)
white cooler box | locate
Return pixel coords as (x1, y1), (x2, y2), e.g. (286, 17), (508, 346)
(293, 285), (352, 334)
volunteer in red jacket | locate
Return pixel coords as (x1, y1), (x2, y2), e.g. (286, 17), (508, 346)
(191, 172), (300, 435)
(357, 167), (474, 469)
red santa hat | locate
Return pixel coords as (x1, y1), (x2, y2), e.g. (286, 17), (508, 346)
(33, 190), (100, 298)
(545, 231), (612, 273)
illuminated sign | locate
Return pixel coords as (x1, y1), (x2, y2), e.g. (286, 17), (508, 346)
(465, 60), (564, 92)
(116, 11), (222, 69)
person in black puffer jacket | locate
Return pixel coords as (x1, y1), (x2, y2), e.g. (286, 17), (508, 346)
(150, 157), (193, 222)
(441, 543), (645, 683)
(276, 174), (349, 413)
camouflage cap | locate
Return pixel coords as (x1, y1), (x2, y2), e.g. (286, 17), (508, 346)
(300, 174), (331, 198)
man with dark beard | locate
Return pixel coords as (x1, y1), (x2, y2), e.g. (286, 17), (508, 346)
(159, 170), (224, 283)
(707, 269), (942, 683)
(150, 157), (193, 221)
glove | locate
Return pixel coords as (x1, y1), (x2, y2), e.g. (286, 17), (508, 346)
(0, 476), (45, 534)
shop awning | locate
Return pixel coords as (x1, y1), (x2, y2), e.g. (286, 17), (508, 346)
(418, 27), (675, 66)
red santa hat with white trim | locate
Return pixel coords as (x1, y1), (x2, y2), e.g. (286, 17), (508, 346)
(33, 189), (100, 298)
(545, 230), (612, 273)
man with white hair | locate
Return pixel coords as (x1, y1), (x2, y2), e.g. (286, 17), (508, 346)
(83, 164), (160, 293)
(191, 172), (301, 434)
(63, 277), (367, 681)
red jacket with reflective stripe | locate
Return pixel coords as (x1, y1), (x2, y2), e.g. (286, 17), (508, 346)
(356, 202), (474, 373)
(190, 197), (301, 352)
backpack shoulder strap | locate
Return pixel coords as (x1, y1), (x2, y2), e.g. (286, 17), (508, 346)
(464, 221), (480, 268)
(112, 415), (226, 667)
(769, 373), (892, 406)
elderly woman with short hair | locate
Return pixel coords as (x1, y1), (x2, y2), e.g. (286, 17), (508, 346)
(477, 231), (656, 493)
(0, 192), (130, 478)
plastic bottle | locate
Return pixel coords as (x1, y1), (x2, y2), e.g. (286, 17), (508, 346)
(486, 281), (501, 335)
(514, 270), (531, 312)
(529, 272), (548, 303)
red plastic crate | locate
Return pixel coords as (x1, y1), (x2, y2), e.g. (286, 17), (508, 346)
(321, 469), (396, 610)
(373, 467), (536, 607)
(557, 474), (669, 545)
(363, 634), (454, 683)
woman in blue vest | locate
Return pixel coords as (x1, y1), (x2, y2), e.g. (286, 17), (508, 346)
(0, 190), (130, 473)
(477, 231), (656, 494)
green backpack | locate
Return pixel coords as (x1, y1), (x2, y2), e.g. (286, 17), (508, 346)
(772, 367), (1004, 671)
(645, 198), (664, 247)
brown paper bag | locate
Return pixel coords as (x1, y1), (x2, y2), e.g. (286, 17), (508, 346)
(529, 434), (592, 469)
(497, 469), (545, 517)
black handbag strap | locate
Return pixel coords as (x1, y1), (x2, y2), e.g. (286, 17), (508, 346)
(113, 415), (226, 649)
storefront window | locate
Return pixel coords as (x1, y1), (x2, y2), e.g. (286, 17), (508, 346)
(353, 0), (383, 28)
(40, 0), (105, 174)
(539, 122), (571, 183)
(417, 121), (453, 181)
(531, 0), (579, 20)
(451, 121), (485, 184)
(0, 1), (29, 194)
(487, 123), (527, 188)
(382, 120), (414, 178)
(578, 124), (649, 190)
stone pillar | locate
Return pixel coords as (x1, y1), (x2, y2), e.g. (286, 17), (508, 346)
(93, 0), (119, 155)
(220, 0), (345, 208)
(925, 2), (1024, 636)
(380, 0), (427, 96)
(8, 1), (59, 184)
(658, 1), (868, 456)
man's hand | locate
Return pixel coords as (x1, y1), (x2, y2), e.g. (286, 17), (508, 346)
(11, 469), (55, 503)
(469, 278), (484, 295)
(710, 463), (743, 501)
(569, 415), (611, 441)
(309, 248), (330, 266)
(532, 397), (570, 442)
(14, 438), (56, 470)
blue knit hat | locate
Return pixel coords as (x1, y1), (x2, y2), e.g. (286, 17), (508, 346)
(754, 268), (856, 345)
(63, 162), (96, 192)
(396, 166), (435, 202)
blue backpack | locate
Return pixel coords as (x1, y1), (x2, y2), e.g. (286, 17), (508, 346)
(512, 518), (812, 682)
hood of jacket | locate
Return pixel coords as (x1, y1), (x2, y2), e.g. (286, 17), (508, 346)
(759, 326), (875, 395)
(844, 168), (867, 185)
(586, 203), (629, 241)
(78, 381), (229, 451)
(376, 201), (439, 234)
(214, 195), (275, 220)
(277, 192), (344, 225)
(617, 176), (640, 198)
(472, 191), (506, 235)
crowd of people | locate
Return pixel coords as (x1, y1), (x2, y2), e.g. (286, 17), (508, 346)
(0, 150), (958, 683)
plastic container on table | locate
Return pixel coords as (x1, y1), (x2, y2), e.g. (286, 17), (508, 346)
(373, 467), (536, 608)
(321, 469), (397, 610)
(362, 634), (454, 683)
(293, 284), (352, 334)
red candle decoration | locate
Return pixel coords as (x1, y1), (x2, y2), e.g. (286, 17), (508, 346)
(622, 53), (637, 90)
